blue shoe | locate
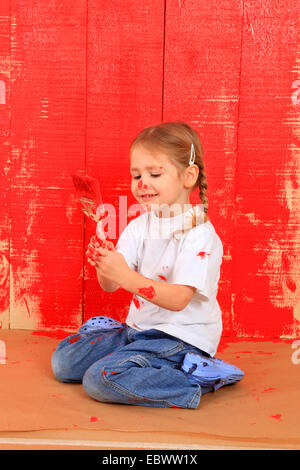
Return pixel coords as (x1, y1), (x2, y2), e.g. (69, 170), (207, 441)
(181, 352), (245, 392)
(79, 316), (123, 333)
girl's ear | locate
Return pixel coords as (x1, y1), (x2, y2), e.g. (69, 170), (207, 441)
(183, 164), (199, 189)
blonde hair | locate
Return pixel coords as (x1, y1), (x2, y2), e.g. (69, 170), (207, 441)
(130, 121), (210, 239)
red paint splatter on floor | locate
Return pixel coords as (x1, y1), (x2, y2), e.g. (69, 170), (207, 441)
(270, 414), (282, 420)
(32, 329), (72, 339)
(90, 416), (98, 422)
(138, 285), (155, 299)
(158, 275), (167, 281)
(262, 388), (276, 393)
(256, 351), (275, 355)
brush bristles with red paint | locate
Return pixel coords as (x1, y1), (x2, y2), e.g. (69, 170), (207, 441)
(72, 174), (102, 202)
(72, 173), (106, 242)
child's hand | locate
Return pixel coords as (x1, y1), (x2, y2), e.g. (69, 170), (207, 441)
(86, 236), (114, 267)
(93, 246), (130, 285)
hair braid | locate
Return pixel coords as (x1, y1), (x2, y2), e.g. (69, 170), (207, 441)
(197, 164), (209, 216)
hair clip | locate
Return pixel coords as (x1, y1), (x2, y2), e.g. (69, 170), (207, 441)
(189, 143), (196, 165)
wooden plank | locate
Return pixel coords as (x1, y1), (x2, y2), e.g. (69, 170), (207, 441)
(0, 0), (11, 329)
(163, 0), (242, 335)
(83, 0), (165, 322)
(231, 1), (300, 337)
(9, 0), (86, 330)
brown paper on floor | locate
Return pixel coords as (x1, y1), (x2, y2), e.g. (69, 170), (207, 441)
(0, 329), (299, 448)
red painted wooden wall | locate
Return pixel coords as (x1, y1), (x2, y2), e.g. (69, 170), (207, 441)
(0, 0), (299, 338)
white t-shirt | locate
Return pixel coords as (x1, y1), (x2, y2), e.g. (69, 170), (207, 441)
(115, 205), (224, 356)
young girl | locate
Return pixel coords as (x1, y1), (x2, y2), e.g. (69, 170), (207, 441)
(51, 121), (244, 409)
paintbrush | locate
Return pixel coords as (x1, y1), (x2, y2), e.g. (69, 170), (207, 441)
(72, 174), (106, 243)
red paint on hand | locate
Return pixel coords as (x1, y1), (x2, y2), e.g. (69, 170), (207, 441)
(138, 285), (155, 299)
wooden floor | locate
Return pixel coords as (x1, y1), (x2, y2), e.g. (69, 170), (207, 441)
(0, 329), (299, 450)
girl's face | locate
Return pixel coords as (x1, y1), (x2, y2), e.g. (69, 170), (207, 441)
(130, 145), (190, 215)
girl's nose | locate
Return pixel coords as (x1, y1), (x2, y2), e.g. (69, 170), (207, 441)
(138, 180), (149, 189)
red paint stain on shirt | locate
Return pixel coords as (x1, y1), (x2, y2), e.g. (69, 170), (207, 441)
(67, 335), (82, 344)
(197, 251), (210, 258)
(138, 285), (156, 299)
(133, 295), (144, 310)
(158, 275), (167, 281)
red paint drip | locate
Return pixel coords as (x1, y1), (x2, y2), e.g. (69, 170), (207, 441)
(138, 285), (155, 299)
(158, 275), (167, 281)
(197, 251), (210, 258)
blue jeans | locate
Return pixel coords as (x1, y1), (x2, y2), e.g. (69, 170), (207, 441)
(51, 319), (206, 409)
